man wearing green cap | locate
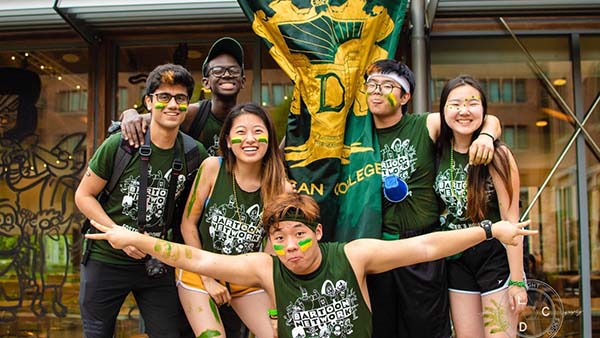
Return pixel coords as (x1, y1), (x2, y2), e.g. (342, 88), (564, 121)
(120, 37), (246, 157)
(85, 192), (535, 338)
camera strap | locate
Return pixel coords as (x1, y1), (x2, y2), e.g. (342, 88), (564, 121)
(137, 129), (183, 238)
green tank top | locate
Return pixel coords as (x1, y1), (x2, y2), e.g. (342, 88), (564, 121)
(272, 242), (372, 338)
(198, 159), (264, 255)
(377, 113), (440, 236)
(88, 133), (207, 264)
(434, 149), (501, 229)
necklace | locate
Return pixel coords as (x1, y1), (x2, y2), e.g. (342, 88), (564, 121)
(232, 170), (243, 222)
(449, 140), (467, 200)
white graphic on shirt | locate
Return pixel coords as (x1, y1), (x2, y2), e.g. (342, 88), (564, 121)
(285, 279), (358, 338)
(435, 162), (494, 230)
(205, 196), (263, 254)
(380, 138), (416, 197)
(119, 165), (186, 236)
(207, 134), (219, 156)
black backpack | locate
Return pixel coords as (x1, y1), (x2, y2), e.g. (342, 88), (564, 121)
(81, 124), (201, 263)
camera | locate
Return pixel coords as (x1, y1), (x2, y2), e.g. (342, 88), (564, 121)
(145, 255), (168, 279)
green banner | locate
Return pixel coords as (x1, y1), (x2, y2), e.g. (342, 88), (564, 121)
(237, 0), (408, 241)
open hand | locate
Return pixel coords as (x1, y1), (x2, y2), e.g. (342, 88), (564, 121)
(469, 134), (494, 165)
(120, 109), (147, 148)
(86, 220), (139, 250)
(492, 220), (536, 245)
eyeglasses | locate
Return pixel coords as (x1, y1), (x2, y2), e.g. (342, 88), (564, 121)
(364, 81), (401, 95)
(207, 65), (243, 78)
(149, 92), (189, 104)
(445, 98), (482, 112)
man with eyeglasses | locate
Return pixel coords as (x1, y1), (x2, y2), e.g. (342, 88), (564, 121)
(120, 37), (246, 157)
(364, 60), (502, 338)
(75, 63), (209, 338)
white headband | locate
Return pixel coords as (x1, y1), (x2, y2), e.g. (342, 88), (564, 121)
(367, 73), (410, 94)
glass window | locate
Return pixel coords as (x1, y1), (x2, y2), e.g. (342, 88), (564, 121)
(502, 79), (514, 103)
(0, 48), (88, 330)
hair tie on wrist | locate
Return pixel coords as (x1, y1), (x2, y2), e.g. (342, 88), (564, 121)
(479, 132), (495, 141)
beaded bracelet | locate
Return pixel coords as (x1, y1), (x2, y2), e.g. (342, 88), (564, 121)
(509, 280), (527, 289)
(268, 309), (278, 320)
(479, 132), (496, 141)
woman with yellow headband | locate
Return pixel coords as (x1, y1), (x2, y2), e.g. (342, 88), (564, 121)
(177, 102), (291, 338)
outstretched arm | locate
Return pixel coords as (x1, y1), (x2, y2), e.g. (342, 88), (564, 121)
(86, 220), (271, 287)
(347, 220), (535, 275)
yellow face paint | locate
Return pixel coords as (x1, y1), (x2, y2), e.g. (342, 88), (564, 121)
(298, 238), (313, 252)
(257, 134), (269, 143)
(178, 103), (188, 112)
(386, 92), (398, 107)
(230, 136), (243, 144)
(273, 244), (285, 256)
(154, 102), (166, 109)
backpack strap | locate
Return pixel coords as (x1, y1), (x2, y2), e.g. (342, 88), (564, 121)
(105, 136), (135, 195)
(180, 131), (201, 174)
(187, 100), (211, 140)
(137, 130), (153, 232)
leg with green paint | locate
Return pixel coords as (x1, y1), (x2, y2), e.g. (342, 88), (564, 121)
(178, 287), (225, 337)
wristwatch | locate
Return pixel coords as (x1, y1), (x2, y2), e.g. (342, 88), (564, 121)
(479, 220), (493, 240)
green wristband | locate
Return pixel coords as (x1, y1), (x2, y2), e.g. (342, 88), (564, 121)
(509, 280), (527, 289)
(268, 309), (278, 319)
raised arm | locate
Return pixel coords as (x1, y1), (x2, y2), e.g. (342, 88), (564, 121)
(87, 220), (271, 288)
(347, 219), (535, 276)
(119, 102), (200, 147)
(469, 114), (502, 165)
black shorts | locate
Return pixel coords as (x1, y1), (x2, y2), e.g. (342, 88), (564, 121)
(447, 239), (510, 295)
(368, 257), (451, 338)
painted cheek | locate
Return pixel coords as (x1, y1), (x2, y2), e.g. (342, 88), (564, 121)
(230, 137), (243, 144)
(386, 92), (398, 107)
(298, 238), (313, 252)
(178, 104), (188, 112)
(154, 102), (166, 110)
(273, 244), (285, 256)
(257, 134), (268, 144)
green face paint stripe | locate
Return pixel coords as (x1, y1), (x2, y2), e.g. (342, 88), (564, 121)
(154, 102), (166, 109)
(186, 165), (203, 217)
(198, 329), (222, 338)
(386, 92), (398, 107)
(209, 298), (221, 324)
(230, 137), (242, 144)
(298, 238), (313, 251)
(178, 104), (188, 111)
(257, 134), (268, 143)
(273, 244), (285, 255)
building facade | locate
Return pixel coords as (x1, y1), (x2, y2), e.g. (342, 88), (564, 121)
(0, 0), (598, 336)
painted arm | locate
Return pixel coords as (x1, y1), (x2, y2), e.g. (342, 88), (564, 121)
(347, 219), (535, 276)
(75, 168), (146, 259)
(180, 157), (232, 304)
(491, 146), (527, 314)
(86, 220), (270, 287)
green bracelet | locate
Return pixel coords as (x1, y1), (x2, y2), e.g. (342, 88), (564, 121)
(479, 132), (495, 141)
(268, 309), (278, 320)
(509, 280), (527, 289)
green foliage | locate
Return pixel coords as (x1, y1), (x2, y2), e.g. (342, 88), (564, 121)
(483, 299), (510, 334)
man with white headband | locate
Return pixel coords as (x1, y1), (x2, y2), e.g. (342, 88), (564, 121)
(364, 59), (502, 338)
